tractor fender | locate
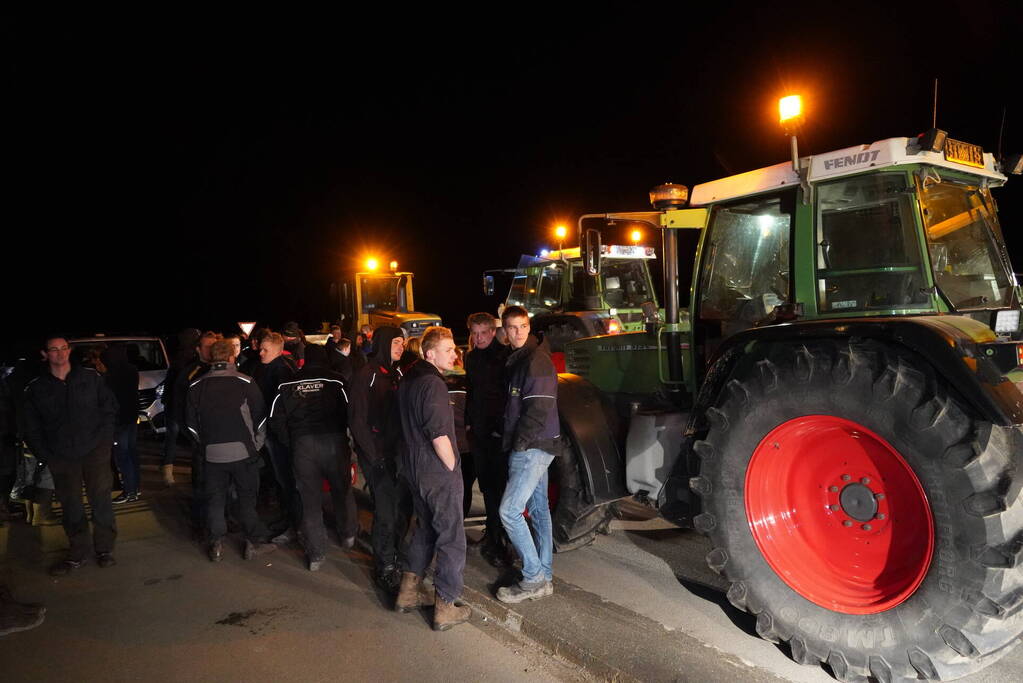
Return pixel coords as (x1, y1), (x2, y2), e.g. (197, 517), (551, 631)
(658, 314), (1023, 528)
(696, 315), (1023, 431)
(557, 373), (630, 504)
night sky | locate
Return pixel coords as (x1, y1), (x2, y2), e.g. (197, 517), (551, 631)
(4, 4), (1022, 358)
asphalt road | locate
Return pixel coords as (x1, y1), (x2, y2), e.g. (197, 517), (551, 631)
(4, 434), (1021, 682)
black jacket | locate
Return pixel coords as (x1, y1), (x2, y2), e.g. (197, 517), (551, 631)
(185, 362), (266, 463)
(21, 366), (118, 463)
(172, 357), (211, 424)
(398, 359), (457, 465)
(269, 364), (349, 448)
(252, 355), (296, 406)
(444, 371), (469, 454)
(502, 334), (560, 454)
(348, 326), (404, 465)
(101, 346), (140, 427)
(465, 341), (510, 437)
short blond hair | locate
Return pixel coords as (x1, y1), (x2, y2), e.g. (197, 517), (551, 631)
(262, 332), (284, 350)
(420, 326), (453, 356)
(210, 339), (235, 362)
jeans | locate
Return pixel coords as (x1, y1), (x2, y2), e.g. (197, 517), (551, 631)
(49, 445), (117, 561)
(499, 448), (555, 585)
(112, 422), (140, 494)
(204, 458), (268, 542)
(292, 433), (354, 558)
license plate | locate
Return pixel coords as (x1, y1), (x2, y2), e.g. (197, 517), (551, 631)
(944, 138), (985, 168)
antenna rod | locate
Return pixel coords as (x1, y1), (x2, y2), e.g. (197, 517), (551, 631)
(998, 107), (1007, 160)
(932, 78), (938, 129)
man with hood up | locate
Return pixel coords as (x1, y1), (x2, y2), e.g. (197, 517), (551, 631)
(348, 325), (411, 592)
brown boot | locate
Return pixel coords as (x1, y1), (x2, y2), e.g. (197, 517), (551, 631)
(432, 597), (471, 631)
(161, 464), (175, 486)
(395, 572), (422, 613)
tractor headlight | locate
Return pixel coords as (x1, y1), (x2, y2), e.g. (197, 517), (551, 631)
(995, 310), (1020, 334)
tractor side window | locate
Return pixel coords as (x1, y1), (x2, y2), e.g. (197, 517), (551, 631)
(816, 173), (929, 312)
(570, 264), (601, 310)
(601, 259), (652, 309)
(699, 193), (793, 329)
(536, 264), (564, 310)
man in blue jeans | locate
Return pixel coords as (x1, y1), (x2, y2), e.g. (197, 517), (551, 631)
(496, 306), (560, 603)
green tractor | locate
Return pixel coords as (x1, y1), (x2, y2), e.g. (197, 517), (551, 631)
(553, 121), (1023, 680)
(486, 240), (660, 370)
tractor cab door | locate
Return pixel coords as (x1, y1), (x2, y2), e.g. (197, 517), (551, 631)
(696, 189), (797, 364)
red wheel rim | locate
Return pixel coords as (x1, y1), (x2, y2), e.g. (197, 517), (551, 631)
(745, 415), (934, 614)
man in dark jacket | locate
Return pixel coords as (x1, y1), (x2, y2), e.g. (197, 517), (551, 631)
(327, 337), (357, 381)
(186, 340), (276, 562)
(160, 328), (200, 486)
(395, 326), (471, 630)
(101, 345), (141, 503)
(496, 306), (560, 603)
(464, 312), (512, 566)
(282, 321), (306, 369)
(254, 331), (300, 539)
(171, 331), (218, 530)
(270, 343), (356, 570)
(348, 325), (411, 592)
(22, 334), (119, 575)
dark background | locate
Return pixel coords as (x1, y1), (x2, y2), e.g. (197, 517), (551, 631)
(3, 4), (1022, 358)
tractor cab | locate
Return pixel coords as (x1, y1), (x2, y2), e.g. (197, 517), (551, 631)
(335, 260), (442, 338)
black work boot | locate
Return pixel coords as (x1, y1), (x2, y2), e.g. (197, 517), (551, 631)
(374, 564), (400, 594)
(208, 539), (224, 563)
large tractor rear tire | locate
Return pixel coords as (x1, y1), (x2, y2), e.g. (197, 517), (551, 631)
(690, 339), (1023, 681)
(552, 428), (613, 552)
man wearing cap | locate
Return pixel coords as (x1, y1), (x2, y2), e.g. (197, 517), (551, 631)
(282, 321), (306, 370)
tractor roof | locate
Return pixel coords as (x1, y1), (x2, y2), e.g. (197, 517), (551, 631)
(690, 137), (1006, 206)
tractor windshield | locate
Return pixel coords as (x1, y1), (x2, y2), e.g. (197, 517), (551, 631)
(360, 276), (402, 313)
(600, 259), (656, 309)
(917, 178), (1014, 310)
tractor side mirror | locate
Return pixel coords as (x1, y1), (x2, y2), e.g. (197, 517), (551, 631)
(584, 228), (601, 276)
(483, 274), (495, 296)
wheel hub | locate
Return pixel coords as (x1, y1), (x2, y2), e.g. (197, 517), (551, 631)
(839, 482), (878, 522)
(745, 415), (934, 614)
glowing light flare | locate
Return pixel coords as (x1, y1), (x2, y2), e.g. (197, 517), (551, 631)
(779, 95), (803, 124)
(365, 258), (379, 271)
(554, 225), (567, 239)
(630, 229), (642, 243)
(389, 260), (399, 271)
(607, 319), (621, 334)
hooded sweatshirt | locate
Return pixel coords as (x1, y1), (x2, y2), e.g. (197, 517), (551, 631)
(348, 326), (405, 465)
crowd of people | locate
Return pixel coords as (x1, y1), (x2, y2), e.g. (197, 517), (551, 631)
(0, 305), (562, 634)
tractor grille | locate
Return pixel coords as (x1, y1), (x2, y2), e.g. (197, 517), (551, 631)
(566, 346), (591, 376)
(138, 388), (157, 411)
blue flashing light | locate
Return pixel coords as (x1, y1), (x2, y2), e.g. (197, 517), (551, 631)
(539, 248), (550, 257)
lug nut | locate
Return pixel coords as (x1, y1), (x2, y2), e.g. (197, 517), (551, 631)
(860, 477), (871, 484)
(829, 504), (840, 511)
(843, 520), (853, 527)
(878, 513), (886, 520)
(862, 524), (872, 531)
(842, 474), (851, 481)
(875, 493), (885, 501)
(829, 485), (839, 492)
